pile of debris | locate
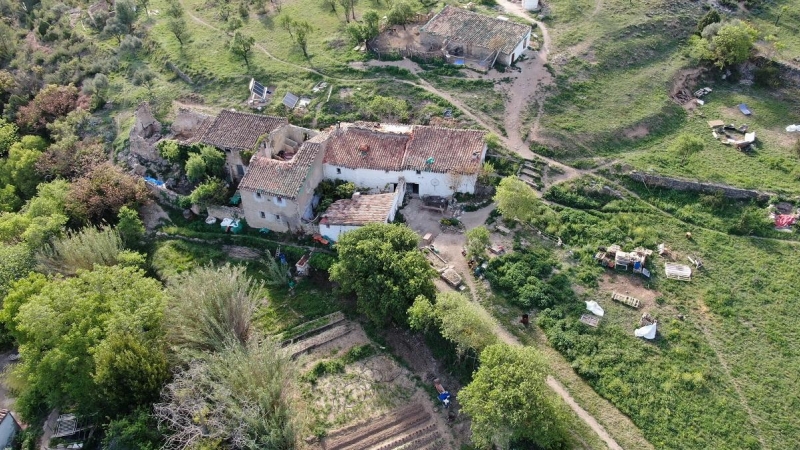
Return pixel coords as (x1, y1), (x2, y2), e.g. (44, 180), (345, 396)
(769, 202), (799, 231)
(707, 120), (756, 151)
(594, 245), (652, 278)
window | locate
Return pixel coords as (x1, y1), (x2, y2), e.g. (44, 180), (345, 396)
(275, 196), (285, 206)
(415, 170), (421, 175)
(274, 214), (281, 221)
(259, 211), (266, 219)
(236, 165), (245, 176)
(255, 192), (262, 199)
(336, 168), (341, 174)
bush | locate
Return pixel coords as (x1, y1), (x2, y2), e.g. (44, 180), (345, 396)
(308, 252), (335, 272)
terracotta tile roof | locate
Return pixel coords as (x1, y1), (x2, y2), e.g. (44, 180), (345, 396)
(404, 126), (485, 174)
(321, 193), (396, 226)
(421, 5), (530, 54)
(323, 125), (408, 171)
(323, 123), (486, 174)
(177, 115), (215, 146)
(200, 110), (288, 151)
(237, 134), (326, 199)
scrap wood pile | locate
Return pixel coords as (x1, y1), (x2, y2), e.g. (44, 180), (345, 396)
(595, 244), (652, 277)
(707, 120), (755, 150)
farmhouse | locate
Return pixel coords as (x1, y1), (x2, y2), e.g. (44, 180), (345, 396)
(420, 5), (532, 67)
(204, 115), (486, 234)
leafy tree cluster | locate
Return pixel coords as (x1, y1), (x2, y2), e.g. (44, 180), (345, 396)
(485, 246), (575, 309)
(460, 344), (571, 449)
(690, 20), (758, 68)
(279, 16), (314, 58)
(330, 223), (436, 325)
(408, 292), (499, 356)
(464, 226), (490, 260)
(2, 265), (168, 419)
(346, 10), (381, 45)
(315, 179), (357, 212)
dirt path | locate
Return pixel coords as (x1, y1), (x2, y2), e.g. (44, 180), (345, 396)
(547, 377), (623, 450)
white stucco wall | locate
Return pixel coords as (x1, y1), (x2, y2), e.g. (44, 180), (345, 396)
(320, 223), (360, 242)
(0, 414), (19, 448)
(499, 30), (531, 66)
(323, 165), (480, 197)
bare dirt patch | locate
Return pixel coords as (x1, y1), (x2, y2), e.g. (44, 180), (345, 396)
(598, 271), (660, 309)
(623, 124), (650, 139)
(222, 245), (262, 260)
(669, 67), (706, 105)
(139, 202), (170, 231)
(370, 24), (427, 54)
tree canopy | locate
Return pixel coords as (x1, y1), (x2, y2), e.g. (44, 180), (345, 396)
(3, 265), (168, 419)
(408, 292), (498, 356)
(459, 344), (570, 449)
(465, 226), (490, 260)
(691, 20), (758, 68)
(494, 176), (545, 223)
(330, 223), (436, 325)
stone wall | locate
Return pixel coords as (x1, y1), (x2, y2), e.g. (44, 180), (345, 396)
(628, 171), (772, 202)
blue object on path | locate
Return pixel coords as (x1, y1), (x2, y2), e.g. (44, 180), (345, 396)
(144, 177), (164, 187)
(738, 103), (752, 116)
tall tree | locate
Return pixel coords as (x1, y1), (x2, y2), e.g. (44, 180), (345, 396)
(459, 344), (570, 449)
(115, 0), (138, 32)
(408, 293), (498, 356)
(65, 163), (150, 224)
(168, 17), (189, 46)
(330, 223), (436, 325)
(387, 1), (414, 30)
(465, 226), (490, 260)
(165, 0), (184, 18)
(292, 20), (313, 58)
(230, 30), (255, 68)
(3, 266), (168, 420)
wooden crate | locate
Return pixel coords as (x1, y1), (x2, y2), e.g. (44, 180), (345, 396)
(611, 291), (641, 308)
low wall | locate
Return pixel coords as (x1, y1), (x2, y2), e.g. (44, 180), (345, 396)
(628, 172), (772, 202)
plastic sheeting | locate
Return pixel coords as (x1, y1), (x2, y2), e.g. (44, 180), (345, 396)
(787, 125), (800, 132)
(634, 323), (657, 339)
(585, 301), (605, 317)
(775, 215), (797, 228)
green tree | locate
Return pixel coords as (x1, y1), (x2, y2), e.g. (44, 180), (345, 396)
(0, 243), (35, 305)
(363, 10), (380, 40)
(671, 133), (704, 164)
(0, 118), (18, 154)
(291, 20), (313, 58)
(115, 0), (138, 32)
(185, 153), (208, 183)
(408, 292), (498, 356)
(711, 21), (758, 68)
(330, 223), (436, 325)
(158, 140), (184, 162)
(1, 136), (47, 200)
(116, 205), (145, 248)
(387, 1), (414, 30)
(494, 176), (544, 223)
(189, 177), (228, 208)
(168, 17), (190, 46)
(465, 226), (490, 260)
(696, 9), (720, 35)
(103, 407), (164, 450)
(165, 0), (184, 18)
(460, 344), (570, 449)
(230, 31), (255, 68)
(6, 265), (167, 419)
(36, 226), (131, 275)
(199, 145), (226, 177)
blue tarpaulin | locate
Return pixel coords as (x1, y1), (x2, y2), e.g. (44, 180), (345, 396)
(738, 103), (752, 116)
(144, 177), (164, 187)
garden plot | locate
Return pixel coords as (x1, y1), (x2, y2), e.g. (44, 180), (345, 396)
(288, 318), (456, 449)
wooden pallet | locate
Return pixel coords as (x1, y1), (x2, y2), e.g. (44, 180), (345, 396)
(579, 314), (600, 327)
(611, 291), (641, 308)
(665, 262), (692, 281)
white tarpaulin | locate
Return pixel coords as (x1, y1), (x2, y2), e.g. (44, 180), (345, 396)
(634, 323), (657, 339)
(585, 301), (605, 317)
(787, 125), (800, 132)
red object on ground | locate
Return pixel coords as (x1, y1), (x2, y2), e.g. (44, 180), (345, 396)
(313, 234), (329, 245)
(775, 215), (797, 228)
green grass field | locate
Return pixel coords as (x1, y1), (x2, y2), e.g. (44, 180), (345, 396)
(500, 176), (800, 449)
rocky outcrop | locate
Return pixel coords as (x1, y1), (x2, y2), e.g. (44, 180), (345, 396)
(628, 171), (772, 202)
(129, 102), (163, 161)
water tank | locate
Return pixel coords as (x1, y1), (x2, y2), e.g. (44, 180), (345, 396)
(523, 0), (539, 11)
